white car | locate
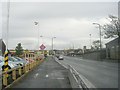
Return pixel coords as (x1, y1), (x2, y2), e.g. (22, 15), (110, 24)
(58, 55), (64, 60)
(0, 56), (18, 71)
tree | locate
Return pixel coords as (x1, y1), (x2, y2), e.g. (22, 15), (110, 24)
(102, 15), (120, 38)
(92, 40), (101, 50)
(15, 43), (23, 56)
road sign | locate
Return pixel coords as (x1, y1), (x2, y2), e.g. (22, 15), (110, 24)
(40, 44), (46, 50)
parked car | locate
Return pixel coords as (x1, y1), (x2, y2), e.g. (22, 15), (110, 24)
(0, 56), (18, 71)
(8, 56), (23, 66)
(58, 55), (64, 60)
(14, 57), (28, 66)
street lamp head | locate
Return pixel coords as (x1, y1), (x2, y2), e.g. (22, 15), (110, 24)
(34, 21), (39, 25)
(52, 37), (56, 39)
(40, 35), (43, 37)
(92, 23), (96, 25)
(92, 23), (100, 26)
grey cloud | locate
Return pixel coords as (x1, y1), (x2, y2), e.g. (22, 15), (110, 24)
(4, 2), (117, 20)
(2, 2), (118, 50)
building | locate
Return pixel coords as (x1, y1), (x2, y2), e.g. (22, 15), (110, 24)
(0, 39), (6, 55)
(105, 37), (120, 60)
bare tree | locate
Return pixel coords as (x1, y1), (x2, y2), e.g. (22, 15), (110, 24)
(92, 40), (102, 50)
(102, 15), (120, 38)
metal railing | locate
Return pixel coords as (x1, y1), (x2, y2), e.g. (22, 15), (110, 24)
(54, 57), (96, 90)
(1, 59), (44, 89)
(68, 65), (96, 90)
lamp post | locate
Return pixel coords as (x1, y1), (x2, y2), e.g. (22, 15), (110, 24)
(34, 21), (39, 50)
(89, 34), (92, 49)
(39, 36), (56, 55)
(52, 37), (56, 55)
(93, 23), (102, 60)
(93, 23), (102, 50)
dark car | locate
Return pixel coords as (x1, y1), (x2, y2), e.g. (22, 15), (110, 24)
(56, 54), (60, 58)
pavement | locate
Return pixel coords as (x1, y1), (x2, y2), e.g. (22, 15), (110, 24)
(12, 56), (71, 88)
(56, 56), (119, 88)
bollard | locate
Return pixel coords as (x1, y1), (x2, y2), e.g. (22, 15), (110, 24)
(3, 73), (8, 86)
(22, 66), (25, 74)
(31, 62), (32, 69)
(25, 65), (27, 73)
(12, 70), (16, 81)
(30, 63), (31, 70)
(33, 61), (35, 67)
(28, 64), (29, 71)
(32, 62), (33, 69)
(18, 67), (22, 76)
(26, 64), (28, 72)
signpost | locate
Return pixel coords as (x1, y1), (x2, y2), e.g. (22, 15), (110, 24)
(40, 44), (46, 50)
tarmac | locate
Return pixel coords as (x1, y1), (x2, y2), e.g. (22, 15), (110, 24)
(11, 56), (71, 88)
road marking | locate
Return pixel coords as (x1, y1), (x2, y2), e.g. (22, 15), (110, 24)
(57, 78), (64, 80)
(34, 73), (39, 78)
(45, 74), (49, 78)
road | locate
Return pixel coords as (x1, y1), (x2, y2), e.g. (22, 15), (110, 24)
(56, 56), (118, 88)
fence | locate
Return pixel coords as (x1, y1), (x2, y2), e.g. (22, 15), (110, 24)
(54, 57), (96, 90)
(68, 65), (96, 90)
(1, 56), (44, 89)
(82, 49), (106, 60)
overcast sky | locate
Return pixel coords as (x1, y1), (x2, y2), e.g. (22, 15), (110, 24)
(1, 0), (119, 50)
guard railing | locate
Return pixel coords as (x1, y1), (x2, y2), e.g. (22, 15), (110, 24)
(1, 59), (44, 89)
(68, 65), (96, 90)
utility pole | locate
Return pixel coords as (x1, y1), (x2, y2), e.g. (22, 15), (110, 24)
(93, 23), (102, 60)
(34, 21), (39, 50)
(52, 37), (56, 55)
(2, 0), (10, 86)
(93, 23), (102, 50)
(89, 34), (92, 49)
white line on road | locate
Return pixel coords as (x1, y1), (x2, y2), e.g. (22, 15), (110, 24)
(45, 74), (49, 78)
(34, 73), (39, 78)
(57, 78), (65, 80)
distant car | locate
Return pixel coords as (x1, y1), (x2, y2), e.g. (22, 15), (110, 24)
(58, 55), (64, 60)
(56, 54), (60, 58)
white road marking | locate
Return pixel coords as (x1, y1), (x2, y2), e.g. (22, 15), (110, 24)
(46, 74), (49, 78)
(57, 78), (64, 80)
(34, 73), (39, 78)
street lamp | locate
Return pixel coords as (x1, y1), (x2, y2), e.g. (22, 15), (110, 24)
(89, 34), (92, 49)
(93, 23), (102, 50)
(34, 21), (39, 50)
(52, 37), (56, 55)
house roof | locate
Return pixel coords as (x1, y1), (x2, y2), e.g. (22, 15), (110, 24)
(105, 37), (120, 45)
